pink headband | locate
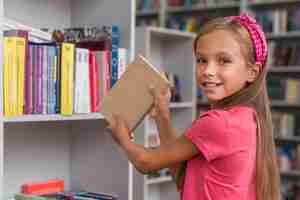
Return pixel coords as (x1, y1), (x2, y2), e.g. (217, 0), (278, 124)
(226, 14), (268, 68)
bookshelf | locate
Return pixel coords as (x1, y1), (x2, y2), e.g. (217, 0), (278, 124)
(0, 0), (135, 199)
(134, 26), (196, 200)
(136, 0), (300, 199)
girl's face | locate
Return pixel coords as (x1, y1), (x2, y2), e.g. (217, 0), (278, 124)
(195, 29), (255, 103)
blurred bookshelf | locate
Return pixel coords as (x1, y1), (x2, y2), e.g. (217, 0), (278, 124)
(136, 0), (300, 199)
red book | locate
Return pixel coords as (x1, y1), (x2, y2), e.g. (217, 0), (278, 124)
(21, 179), (64, 195)
(89, 51), (100, 112)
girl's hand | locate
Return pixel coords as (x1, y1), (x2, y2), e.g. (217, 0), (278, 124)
(149, 85), (171, 121)
(108, 114), (133, 145)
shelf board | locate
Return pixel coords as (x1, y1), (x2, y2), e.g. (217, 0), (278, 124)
(148, 26), (196, 39)
(266, 31), (300, 41)
(269, 66), (300, 73)
(167, 2), (239, 14)
(271, 100), (300, 110)
(169, 102), (194, 109)
(268, 66), (300, 78)
(136, 9), (159, 17)
(281, 170), (300, 179)
(275, 136), (300, 145)
(3, 113), (105, 123)
(249, 0), (300, 9)
(146, 176), (173, 185)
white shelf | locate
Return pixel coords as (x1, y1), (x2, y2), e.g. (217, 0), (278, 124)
(146, 176), (173, 185)
(137, 10), (159, 17)
(266, 31), (300, 40)
(148, 27), (196, 39)
(169, 102), (194, 109)
(3, 113), (105, 123)
(249, 0), (300, 8)
(167, 2), (240, 13)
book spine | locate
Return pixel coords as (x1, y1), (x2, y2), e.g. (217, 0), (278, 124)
(82, 49), (90, 113)
(74, 48), (81, 113)
(55, 46), (61, 113)
(118, 48), (127, 79)
(3, 37), (14, 117)
(16, 37), (26, 116)
(42, 46), (48, 114)
(89, 51), (100, 112)
(35, 46), (43, 114)
(60, 43), (75, 115)
(51, 46), (58, 114)
(47, 46), (56, 114)
(103, 50), (111, 92)
(110, 25), (119, 87)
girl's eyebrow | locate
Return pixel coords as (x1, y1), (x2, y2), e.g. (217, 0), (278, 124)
(196, 51), (233, 57)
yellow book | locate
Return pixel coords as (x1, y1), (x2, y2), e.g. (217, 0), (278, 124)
(3, 37), (18, 117)
(60, 43), (75, 115)
(16, 38), (26, 116)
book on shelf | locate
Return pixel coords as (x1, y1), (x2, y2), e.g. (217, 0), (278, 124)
(101, 55), (171, 132)
(2, 24), (129, 117)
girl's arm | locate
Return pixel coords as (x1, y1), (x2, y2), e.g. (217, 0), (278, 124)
(108, 114), (199, 174)
(149, 86), (183, 178)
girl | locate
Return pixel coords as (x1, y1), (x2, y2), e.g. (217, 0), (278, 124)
(108, 14), (281, 200)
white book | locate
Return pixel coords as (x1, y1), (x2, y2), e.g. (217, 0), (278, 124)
(118, 48), (128, 79)
(3, 17), (52, 42)
(74, 48), (90, 113)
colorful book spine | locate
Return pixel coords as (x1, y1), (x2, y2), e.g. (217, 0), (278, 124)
(16, 37), (26, 116)
(103, 50), (111, 91)
(47, 46), (57, 114)
(25, 45), (34, 114)
(3, 30), (29, 115)
(110, 25), (119, 87)
(42, 46), (48, 114)
(89, 51), (100, 112)
(60, 43), (75, 115)
(3, 37), (15, 117)
(74, 48), (90, 113)
(118, 48), (127, 79)
(55, 46), (61, 113)
(34, 46), (43, 114)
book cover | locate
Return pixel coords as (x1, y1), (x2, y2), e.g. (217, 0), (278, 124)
(3, 37), (15, 117)
(74, 48), (90, 113)
(3, 30), (28, 115)
(89, 51), (100, 112)
(101, 55), (171, 132)
(111, 25), (119, 87)
(60, 43), (75, 115)
(42, 45), (48, 114)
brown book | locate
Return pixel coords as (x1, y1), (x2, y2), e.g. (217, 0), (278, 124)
(101, 55), (171, 132)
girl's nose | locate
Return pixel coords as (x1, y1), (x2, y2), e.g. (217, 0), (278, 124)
(203, 62), (217, 77)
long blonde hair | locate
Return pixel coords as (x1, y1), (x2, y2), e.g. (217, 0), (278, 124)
(176, 17), (281, 200)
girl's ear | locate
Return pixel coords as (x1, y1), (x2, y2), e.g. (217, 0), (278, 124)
(247, 64), (260, 83)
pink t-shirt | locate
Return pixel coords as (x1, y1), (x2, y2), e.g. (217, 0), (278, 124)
(182, 106), (257, 200)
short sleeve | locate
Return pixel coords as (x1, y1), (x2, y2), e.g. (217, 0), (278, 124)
(185, 110), (229, 162)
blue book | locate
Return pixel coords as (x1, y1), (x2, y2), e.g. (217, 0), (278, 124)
(111, 25), (119, 87)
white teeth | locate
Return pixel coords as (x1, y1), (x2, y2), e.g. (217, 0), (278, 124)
(205, 83), (217, 87)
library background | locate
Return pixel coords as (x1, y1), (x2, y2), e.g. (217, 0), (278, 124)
(1, 0), (300, 200)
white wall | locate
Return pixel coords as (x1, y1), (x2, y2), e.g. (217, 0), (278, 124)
(4, 0), (71, 29)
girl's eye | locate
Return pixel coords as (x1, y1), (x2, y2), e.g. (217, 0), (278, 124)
(196, 58), (206, 64)
(219, 58), (231, 64)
